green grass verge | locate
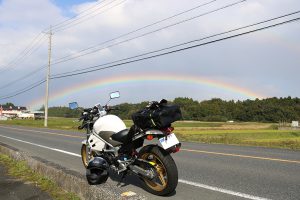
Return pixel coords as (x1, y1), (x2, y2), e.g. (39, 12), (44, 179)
(0, 153), (80, 200)
(0, 118), (79, 130)
(176, 129), (300, 150)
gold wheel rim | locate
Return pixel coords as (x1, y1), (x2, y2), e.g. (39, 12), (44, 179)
(81, 145), (88, 168)
(140, 153), (168, 192)
(81, 144), (94, 168)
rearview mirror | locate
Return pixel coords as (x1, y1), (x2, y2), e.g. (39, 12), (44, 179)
(69, 102), (78, 110)
(110, 91), (120, 99)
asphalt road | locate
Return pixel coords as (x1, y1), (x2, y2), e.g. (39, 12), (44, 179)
(0, 125), (300, 200)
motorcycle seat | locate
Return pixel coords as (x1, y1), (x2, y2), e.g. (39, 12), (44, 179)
(111, 129), (129, 144)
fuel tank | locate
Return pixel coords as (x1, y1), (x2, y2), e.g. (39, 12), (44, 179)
(93, 114), (126, 134)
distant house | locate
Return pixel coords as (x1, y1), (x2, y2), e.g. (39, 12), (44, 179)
(0, 105), (43, 120)
(0, 105), (26, 118)
(17, 110), (45, 120)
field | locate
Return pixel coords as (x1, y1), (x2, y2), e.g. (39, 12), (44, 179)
(0, 118), (299, 150)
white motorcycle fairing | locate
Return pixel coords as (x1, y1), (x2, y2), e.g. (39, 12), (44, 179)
(93, 114), (126, 134)
(87, 115), (127, 152)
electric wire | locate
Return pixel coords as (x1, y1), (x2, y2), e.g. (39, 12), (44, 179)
(0, 34), (46, 72)
(0, 0), (118, 76)
(2, 11), (299, 100)
(0, 66), (46, 90)
(46, 0), (110, 31)
(0, 33), (46, 74)
(51, 0), (244, 66)
(53, 0), (217, 63)
(0, 32), (42, 70)
(51, 15), (300, 79)
(2, 16), (299, 100)
(1, 78), (45, 97)
(51, 10), (300, 77)
(0, 0), (126, 91)
(52, 0), (127, 33)
(0, 79), (46, 100)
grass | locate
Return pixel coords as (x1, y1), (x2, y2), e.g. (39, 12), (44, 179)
(1, 118), (300, 150)
(0, 153), (80, 200)
(0, 117), (79, 130)
(176, 129), (300, 150)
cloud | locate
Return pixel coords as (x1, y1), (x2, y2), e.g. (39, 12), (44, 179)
(0, 0), (300, 108)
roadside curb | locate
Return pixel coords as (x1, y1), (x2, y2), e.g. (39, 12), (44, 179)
(0, 142), (145, 200)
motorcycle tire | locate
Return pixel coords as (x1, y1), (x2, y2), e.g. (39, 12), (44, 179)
(81, 144), (92, 168)
(138, 145), (178, 196)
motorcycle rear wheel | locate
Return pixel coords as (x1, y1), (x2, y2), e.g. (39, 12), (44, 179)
(138, 145), (178, 196)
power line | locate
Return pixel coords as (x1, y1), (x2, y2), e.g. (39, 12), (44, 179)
(52, 0), (127, 33)
(51, 10), (300, 77)
(0, 34), (46, 73)
(0, 79), (45, 100)
(53, 0), (217, 63)
(51, 15), (300, 79)
(0, 0), (127, 91)
(0, 0), (120, 75)
(0, 0), (123, 89)
(0, 32), (42, 70)
(3, 78), (45, 97)
(2, 12), (299, 100)
(0, 66), (46, 90)
(51, 0), (243, 66)
(47, 0), (110, 31)
(0, 33), (47, 74)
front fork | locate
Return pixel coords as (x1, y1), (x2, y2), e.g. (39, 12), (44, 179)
(82, 139), (93, 159)
(86, 129), (92, 159)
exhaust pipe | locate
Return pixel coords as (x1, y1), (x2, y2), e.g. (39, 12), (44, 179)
(129, 165), (155, 179)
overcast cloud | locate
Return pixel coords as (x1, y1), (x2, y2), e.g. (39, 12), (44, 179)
(0, 0), (299, 109)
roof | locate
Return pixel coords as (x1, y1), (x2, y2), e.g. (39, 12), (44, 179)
(0, 105), (27, 110)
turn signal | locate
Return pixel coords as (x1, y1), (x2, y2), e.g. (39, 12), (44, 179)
(146, 135), (154, 140)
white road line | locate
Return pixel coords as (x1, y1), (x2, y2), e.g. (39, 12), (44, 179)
(0, 134), (272, 200)
(179, 179), (271, 200)
(0, 134), (81, 157)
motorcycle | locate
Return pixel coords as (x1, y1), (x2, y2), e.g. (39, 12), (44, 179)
(69, 91), (182, 196)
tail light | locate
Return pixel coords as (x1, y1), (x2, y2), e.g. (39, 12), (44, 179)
(161, 127), (174, 135)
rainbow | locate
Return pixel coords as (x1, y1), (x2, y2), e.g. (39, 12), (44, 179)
(27, 73), (265, 109)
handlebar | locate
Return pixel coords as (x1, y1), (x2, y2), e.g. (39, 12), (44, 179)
(77, 105), (119, 125)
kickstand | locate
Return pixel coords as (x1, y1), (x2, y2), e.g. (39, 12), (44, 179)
(117, 171), (127, 187)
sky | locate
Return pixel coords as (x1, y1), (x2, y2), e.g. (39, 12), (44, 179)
(0, 0), (299, 110)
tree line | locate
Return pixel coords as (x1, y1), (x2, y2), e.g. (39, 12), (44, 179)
(48, 96), (300, 122)
(3, 97), (300, 122)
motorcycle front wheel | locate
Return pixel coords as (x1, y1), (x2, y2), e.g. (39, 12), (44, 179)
(81, 144), (94, 168)
(138, 145), (178, 196)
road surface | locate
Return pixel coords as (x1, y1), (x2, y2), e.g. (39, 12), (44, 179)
(0, 125), (299, 200)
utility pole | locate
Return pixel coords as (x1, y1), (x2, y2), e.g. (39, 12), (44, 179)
(44, 26), (53, 127)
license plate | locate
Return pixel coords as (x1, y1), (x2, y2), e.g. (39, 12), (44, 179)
(159, 133), (179, 150)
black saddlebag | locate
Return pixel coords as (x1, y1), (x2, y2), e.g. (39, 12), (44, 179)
(132, 104), (182, 129)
